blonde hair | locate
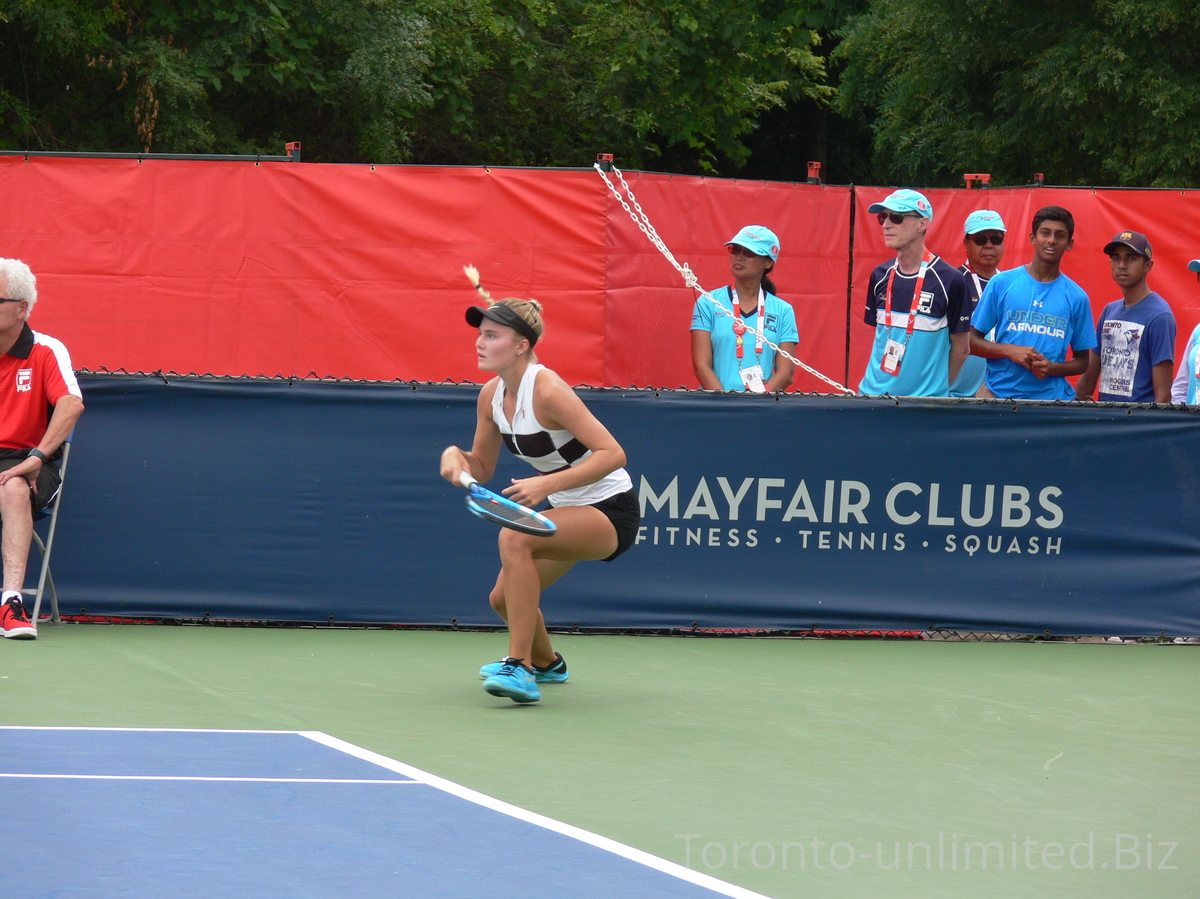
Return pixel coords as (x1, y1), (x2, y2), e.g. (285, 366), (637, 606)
(492, 296), (544, 343)
(463, 264), (546, 352)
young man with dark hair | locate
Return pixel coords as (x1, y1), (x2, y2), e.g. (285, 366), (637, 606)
(969, 206), (1095, 400)
(1075, 231), (1175, 403)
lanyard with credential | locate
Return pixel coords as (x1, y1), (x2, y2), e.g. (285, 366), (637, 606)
(728, 285), (765, 362)
(883, 250), (934, 343)
(962, 261), (985, 303)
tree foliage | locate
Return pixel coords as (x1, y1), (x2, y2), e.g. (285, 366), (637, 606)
(5, 0), (1199, 184)
(835, 0), (1200, 187)
(0, 0), (833, 172)
(0, 0), (433, 160)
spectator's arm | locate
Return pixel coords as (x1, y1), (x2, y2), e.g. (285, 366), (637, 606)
(1075, 352), (1101, 400)
(1033, 348), (1090, 380)
(690, 329), (725, 391)
(1171, 358), (1189, 403)
(948, 331), (970, 385)
(970, 328), (1040, 370)
(765, 343), (796, 392)
(1152, 360), (1174, 404)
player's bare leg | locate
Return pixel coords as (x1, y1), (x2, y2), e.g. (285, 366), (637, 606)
(495, 506), (617, 665)
(489, 562), (572, 667)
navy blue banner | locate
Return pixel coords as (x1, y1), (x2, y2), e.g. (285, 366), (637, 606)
(55, 377), (1200, 635)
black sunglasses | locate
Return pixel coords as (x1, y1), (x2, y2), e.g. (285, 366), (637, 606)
(728, 245), (766, 258)
(0, 297), (22, 304)
(968, 233), (1005, 246)
(877, 212), (921, 226)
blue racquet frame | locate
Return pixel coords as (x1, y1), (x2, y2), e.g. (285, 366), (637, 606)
(458, 473), (557, 536)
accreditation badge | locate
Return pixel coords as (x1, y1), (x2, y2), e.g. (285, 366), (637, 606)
(740, 364), (767, 393)
(881, 339), (905, 376)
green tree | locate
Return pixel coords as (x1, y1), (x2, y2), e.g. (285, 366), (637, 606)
(387, 0), (835, 171)
(0, 0), (833, 172)
(835, 0), (1200, 187)
(0, 0), (432, 160)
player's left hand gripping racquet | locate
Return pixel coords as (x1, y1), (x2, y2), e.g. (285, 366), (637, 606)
(458, 472), (557, 536)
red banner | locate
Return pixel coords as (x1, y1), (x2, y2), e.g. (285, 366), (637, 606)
(3, 155), (1199, 391)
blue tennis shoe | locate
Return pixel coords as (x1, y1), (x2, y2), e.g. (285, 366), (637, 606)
(479, 652), (569, 683)
(483, 659), (542, 703)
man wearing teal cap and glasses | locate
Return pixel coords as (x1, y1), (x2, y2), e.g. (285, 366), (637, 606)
(859, 189), (969, 397)
(950, 209), (1007, 397)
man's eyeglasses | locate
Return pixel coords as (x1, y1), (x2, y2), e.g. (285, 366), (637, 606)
(728, 245), (765, 258)
(0, 297), (23, 304)
(877, 212), (921, 226)
(968, 233), (1005, 246)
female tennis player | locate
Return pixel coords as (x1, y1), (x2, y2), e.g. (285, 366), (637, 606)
(440, 277), (639, 704)
(690, 225), (798, 393)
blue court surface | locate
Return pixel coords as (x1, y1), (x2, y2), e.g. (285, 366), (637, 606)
(1, 726), (765, 898)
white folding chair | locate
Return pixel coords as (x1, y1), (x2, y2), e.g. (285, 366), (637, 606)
(25, 433), (73, 625)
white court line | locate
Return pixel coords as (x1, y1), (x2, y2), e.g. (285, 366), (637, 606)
(0, 726), (771, 899)
(302, 730), (773, 899)
(0, 774), (417, 784)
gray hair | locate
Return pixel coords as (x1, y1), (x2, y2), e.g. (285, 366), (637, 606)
(0, 258), (36, 315)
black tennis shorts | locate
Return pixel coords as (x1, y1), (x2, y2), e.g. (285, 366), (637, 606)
(0, 449), (61, 513)
(593, 488), (640, 562)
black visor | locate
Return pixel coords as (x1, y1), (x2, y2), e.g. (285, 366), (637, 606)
(466, 304), (539, 347)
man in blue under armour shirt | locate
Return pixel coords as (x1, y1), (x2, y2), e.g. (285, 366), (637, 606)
(969, 206), (1095, 400)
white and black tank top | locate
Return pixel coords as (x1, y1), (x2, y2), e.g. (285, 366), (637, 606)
(491, 363), (633, 506)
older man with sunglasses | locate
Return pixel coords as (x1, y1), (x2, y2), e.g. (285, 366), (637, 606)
(949, 210), (1007, 397)
(859, 189), (968, 397)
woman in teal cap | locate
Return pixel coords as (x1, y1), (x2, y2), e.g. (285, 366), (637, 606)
(690, 225), (798, 393)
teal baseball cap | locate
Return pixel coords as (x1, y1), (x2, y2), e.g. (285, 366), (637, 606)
(1187, 259), (1200, 272)
(868, 189), (933, 220)
(724, 225), (780, 261)
(964, 210), (1006, 234)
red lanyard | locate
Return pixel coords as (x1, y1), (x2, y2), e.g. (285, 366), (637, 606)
(729, 286), (764, 360)
(884, 251), (934, 338)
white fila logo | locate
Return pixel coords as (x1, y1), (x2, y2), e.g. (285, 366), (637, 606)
(15, 369), (31, 392)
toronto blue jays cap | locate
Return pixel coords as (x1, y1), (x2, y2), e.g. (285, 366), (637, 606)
(724, 225), (780, 261)
(1103, 231), (1152, 260)
(963, 210), (1006, 234)
(868, 189), (933, 220)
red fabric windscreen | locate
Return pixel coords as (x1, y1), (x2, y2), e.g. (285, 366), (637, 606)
(3, 155), (1199, 390)
(602, 172), (852, 391)
(0, 157), (608, 384)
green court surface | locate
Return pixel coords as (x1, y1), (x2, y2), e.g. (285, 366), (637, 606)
(4, 624), (1196, 898)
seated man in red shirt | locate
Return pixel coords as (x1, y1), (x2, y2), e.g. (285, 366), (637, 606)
(0, 259), (84, 639)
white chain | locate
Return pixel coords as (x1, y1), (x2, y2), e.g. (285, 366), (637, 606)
(595, 162), (852, 394)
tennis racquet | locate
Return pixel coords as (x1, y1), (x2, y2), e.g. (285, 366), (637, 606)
(458, 472), (557, 536)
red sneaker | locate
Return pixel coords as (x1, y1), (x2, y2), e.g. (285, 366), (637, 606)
(1, 597), (36, 639)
